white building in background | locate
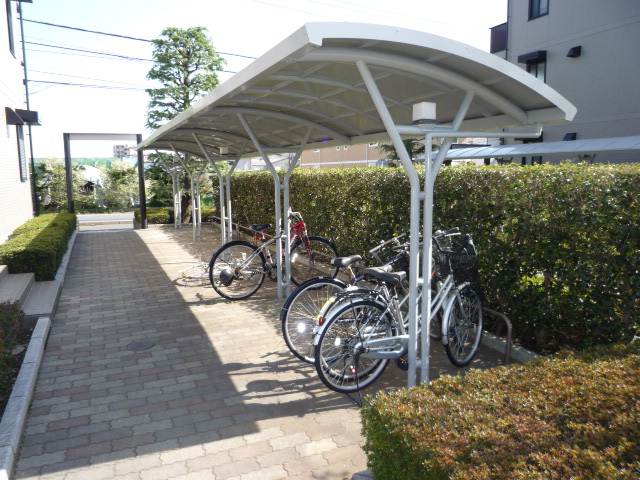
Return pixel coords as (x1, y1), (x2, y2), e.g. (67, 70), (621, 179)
(491, 0), (640, 164)
(1, 0), (39, 242)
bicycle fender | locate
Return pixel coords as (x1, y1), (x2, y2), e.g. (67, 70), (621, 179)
(440, 294), (458, 346)
(313, 297), (388, 347)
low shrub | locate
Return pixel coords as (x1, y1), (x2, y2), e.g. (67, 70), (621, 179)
(361, 342), (640, 480)
(0, 302), (24, 396)
(135, 207), (216, 224)
(0, 213), (76, 281)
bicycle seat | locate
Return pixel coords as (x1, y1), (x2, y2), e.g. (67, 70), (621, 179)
(250, 223), (273, 232)
(330, 255), (362, 268)
(363, 267), (406, 286)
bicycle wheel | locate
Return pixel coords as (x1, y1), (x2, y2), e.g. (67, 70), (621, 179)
(290, 236), (338, 285)
(314, 298), (395, 394)
(444, 286), (483, 367)
(281, 277), (347, 364)
(209, 240), (266, 300)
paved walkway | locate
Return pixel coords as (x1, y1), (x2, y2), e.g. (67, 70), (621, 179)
(13, 224), (504, 480)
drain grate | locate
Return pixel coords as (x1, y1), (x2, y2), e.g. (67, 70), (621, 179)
(126, 340), (155, 351)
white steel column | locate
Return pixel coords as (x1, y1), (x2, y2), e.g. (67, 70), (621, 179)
(171, 144), (205, 242)
(238, 113), (286, 299)
(193, 133), (243, 246)
(157, 154), (182, 230)
(282, 128), (313, 297)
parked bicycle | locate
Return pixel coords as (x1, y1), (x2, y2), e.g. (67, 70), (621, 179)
(280, 232), (412, 364)
(209, 210), (338, 300)
(313, 229), (482, 394)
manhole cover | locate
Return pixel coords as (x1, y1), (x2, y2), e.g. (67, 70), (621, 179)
(126, 340), (155, 351)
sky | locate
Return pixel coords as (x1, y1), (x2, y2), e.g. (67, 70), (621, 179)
(17, 0), (508, 159)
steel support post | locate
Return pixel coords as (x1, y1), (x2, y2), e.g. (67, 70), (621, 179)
(282, 128), (313, 297)
(136, 134), (147, 229)
(157, 155), (182, 230)
(238, 114), (285, 298)
(62, 133), (75, 214)
(171, 144), (205, 242)
(193, 133), (242, 247)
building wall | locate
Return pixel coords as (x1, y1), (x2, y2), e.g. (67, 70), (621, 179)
(502, 0), (640, 163)
(300, 143), (386, 168)
(1, 0), (33, 243)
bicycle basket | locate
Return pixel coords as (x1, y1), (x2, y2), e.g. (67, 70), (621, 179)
(447, 249), (479, 284)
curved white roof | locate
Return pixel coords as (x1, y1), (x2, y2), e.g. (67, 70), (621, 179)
(137, 22), (576, 158)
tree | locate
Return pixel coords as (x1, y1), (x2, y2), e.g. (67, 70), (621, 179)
(378, 138), (426, 167)
(100, 160), (140, 208)
(146, 27), (225, 222)
(35, 158), (85, 211)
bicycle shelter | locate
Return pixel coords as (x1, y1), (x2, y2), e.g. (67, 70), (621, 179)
(136, 23), (576, 386)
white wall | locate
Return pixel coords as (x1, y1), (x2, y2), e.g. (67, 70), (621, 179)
(0, 1), (33, 243)
(505, 0), (640, 163)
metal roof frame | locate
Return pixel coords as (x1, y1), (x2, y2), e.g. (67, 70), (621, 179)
(137, 22), (576, 387)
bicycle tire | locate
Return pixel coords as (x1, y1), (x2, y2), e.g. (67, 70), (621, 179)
(280, 277), (348, 363)
(209, 240), (266, 300)
(314, 298), (395, 394)
(290, 236), (338, 285)
(444, 285), (483, 367)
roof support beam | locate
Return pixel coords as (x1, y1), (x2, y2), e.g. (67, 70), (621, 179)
(307, 48), (529, 125)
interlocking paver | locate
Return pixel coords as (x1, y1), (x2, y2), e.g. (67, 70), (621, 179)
(13, 224), (506, 480)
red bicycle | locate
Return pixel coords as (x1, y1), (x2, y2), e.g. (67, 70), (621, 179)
(209, 210), (338, 300)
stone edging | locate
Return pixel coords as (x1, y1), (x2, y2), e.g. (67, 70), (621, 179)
(0, 229), (77, 480)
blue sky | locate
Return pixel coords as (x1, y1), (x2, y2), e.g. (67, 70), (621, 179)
(19, 0), (507, 158)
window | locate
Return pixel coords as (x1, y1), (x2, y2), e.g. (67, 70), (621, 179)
(529, 0), (549, 19)
(16, 125), (27, 182)
(527, 60), (546, 82)
(5, 0), (16, 55)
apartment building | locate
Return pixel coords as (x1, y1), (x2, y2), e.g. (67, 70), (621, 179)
(299, 142), (388, 169)
(1, 0), (36, 242)
(491, 0), (640, 163)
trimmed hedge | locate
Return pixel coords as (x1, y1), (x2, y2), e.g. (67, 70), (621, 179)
(360, 341), (640, 480)
(134, 207), (216, 225)
(224, 164), (640, 352)
(0, 213), (76, 281)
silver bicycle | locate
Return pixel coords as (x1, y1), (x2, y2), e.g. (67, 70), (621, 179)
(313, 230), (483, 394)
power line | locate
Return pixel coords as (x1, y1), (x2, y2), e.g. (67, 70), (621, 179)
(25, 41), (152, 62)
(23, 18), (150, 42)
(30, 69), (151, 88)
(23, 18), (257, 60)
(28, 80), (147, 91)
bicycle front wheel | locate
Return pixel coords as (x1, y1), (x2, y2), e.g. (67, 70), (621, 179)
(444, 286), (483, 367)
(209, 241), (266, 300)
(314, 298), (395, 394)
(290, 236), (338, 285)
(281, 277), (348, 364)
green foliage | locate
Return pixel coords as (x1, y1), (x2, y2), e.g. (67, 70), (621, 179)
(361, 341), (640, 480)
(379, 138), (427, 167)
(0, 213), (76, 280)
(35, 158), (86, 210)
(0, 302), (24, 395)
(227, 164), (640, 352)
(135, 207), (215, 224)
(100, 160), (140, 208)
(146, 26), (225, 130)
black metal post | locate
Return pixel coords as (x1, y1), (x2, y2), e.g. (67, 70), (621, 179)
(63, 133), (75, 213)
(136, 134), (147, 229)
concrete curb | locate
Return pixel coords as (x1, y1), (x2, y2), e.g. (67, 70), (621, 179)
(0, 317), (51, 480)
(0, 227), (77, 480)
(482, 331), (540, 364)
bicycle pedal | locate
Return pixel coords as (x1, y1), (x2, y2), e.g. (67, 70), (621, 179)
(395, 357), (409, 371)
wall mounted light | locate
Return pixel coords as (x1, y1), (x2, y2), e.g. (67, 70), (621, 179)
(412, 102), (437, 125)
(566, 46), (582, 58)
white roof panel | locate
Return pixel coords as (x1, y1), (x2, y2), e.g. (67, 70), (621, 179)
(137, 22), (576, 158)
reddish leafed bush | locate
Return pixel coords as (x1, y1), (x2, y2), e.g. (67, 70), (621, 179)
(361, 342), (640, 480)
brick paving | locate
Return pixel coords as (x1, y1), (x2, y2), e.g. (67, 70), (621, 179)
(13, 224), (504, 480)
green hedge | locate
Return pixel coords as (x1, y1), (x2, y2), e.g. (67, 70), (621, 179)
(225, 164), (640, 352)
(361, 341), (640, 480)
(134, 207), (216, 225)
(0, 213), (76, 281)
